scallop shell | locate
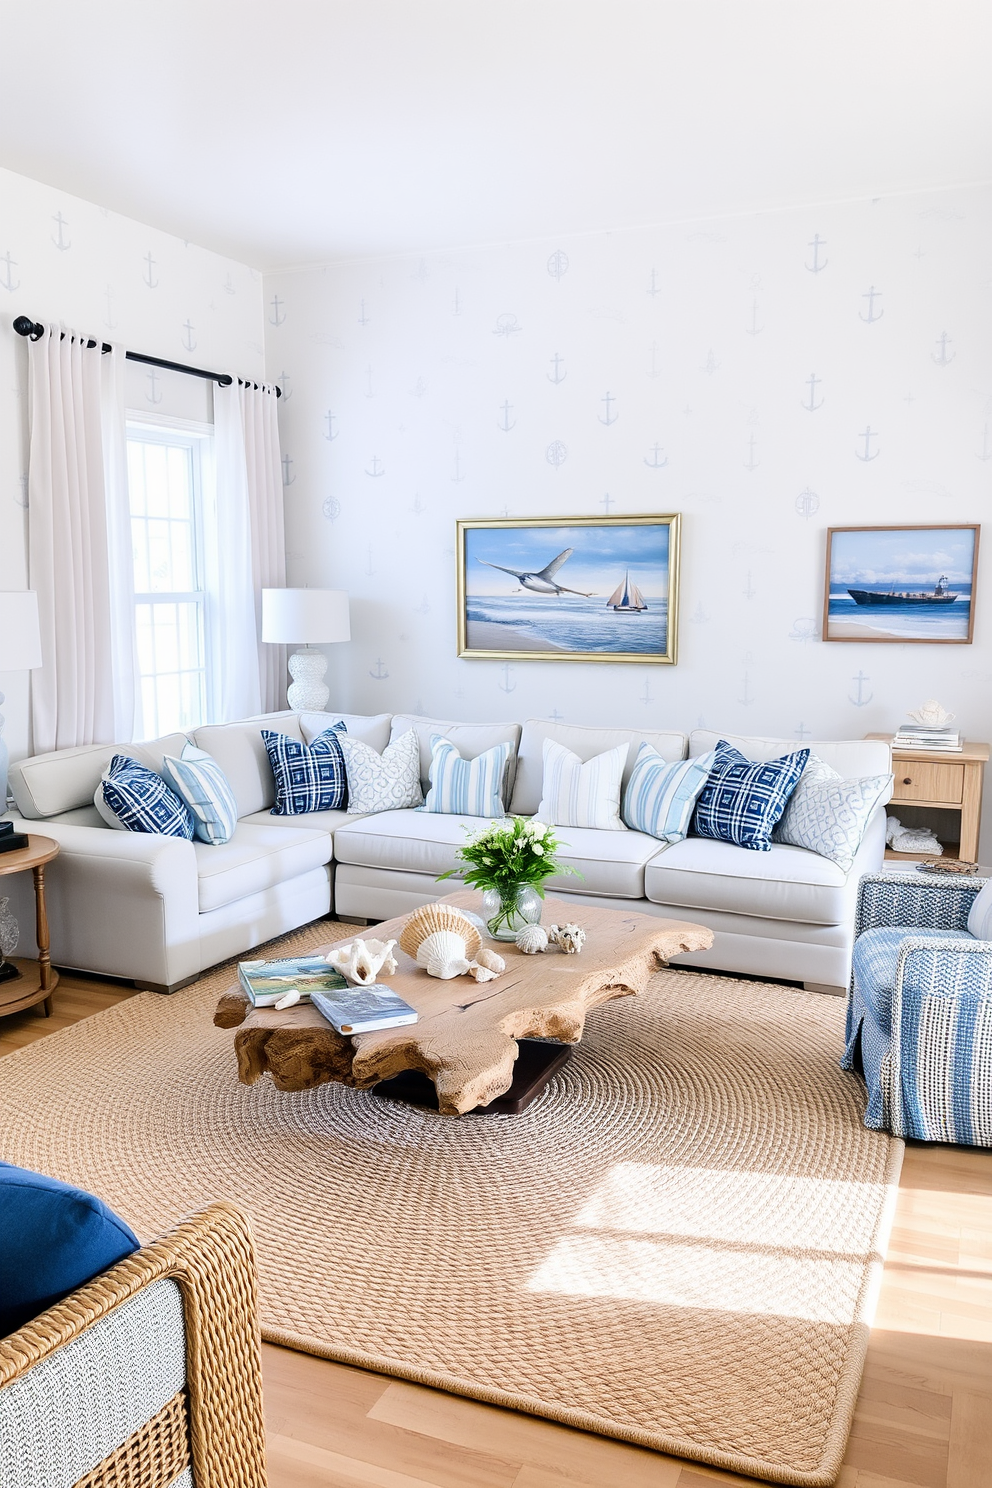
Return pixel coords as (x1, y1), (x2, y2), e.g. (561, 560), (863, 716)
(515, 924), (549, 955)
(417, 929), (473, 979)
(399, 903), (482, 962)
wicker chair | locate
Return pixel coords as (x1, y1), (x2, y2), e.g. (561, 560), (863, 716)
(842, 872), (992, 1145)
(0, 1201), (267, 1488)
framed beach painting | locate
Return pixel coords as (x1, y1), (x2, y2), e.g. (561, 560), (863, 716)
(823, 524), (980, 643)
(456, 514), (680, 664)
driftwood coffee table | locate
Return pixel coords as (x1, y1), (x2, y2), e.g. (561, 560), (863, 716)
(214, 892), (712, 1116)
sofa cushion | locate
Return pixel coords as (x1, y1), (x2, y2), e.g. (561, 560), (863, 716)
(300, 711), (392, 753)
(537, 738), (628, 830)
(162, 744), (240, 845)
(340, 728), (423, 814)
(967, 880), (992, 941)
(240, 807), (363, 835)
(9, 733), (189, 820)
(100, 756), (195, 839)
(390, 714), (522, 796)
(192, 713), (305, 817)
(624, 744), (717, 843)
(692, 742), (809, 852)
(264, 724), (348, 815)
(423, 736), (510, 817)
(689, 730), (891, 780)
(510, 720), (687, 816)
(644, 836), (857, 925)
(0, 1161), (139, 1336)
(775, 763), (893, 872)
(544, 825), (667, 898)
(193, 821), (332, 913)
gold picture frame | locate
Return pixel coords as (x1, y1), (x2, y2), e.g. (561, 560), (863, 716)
(456, 513), (680, 664)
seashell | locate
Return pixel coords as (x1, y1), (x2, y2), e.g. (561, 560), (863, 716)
(399, 903), (482, 962)
(548, 922), (586, 955)
(326, 937), (398, 985)
(908, 699), (955, 728)
(417, 929), (473, 980)
(467, 948), (506, 981)
(274, 988), (301, 1010)
(515, 924), (549, 954)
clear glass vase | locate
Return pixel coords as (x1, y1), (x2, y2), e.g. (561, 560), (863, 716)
(481, 883), (544, 941)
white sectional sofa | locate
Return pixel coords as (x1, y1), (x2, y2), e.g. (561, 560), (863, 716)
(3, 710), (892, 996)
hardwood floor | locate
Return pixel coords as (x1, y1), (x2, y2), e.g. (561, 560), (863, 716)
(3, 970), (991, 1488)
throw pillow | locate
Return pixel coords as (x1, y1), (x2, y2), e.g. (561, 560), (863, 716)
(162, 743), (240, 845)
(623, 744), (717, 843)
(422, 735), (510, 817)
(338, 726), (423, 814)
(536, 737), (628, 831)
(691, 740), (809, 852)
(100, 755), (194, 839)
(263, 723), (348, 815)
(0, 1161), (139, 1336)
(967, 881), (992, 941)
(774, 756), (892, 871)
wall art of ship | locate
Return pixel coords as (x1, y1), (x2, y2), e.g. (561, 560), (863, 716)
(607, 572), (648, 612)
(847, 574), (958, 607)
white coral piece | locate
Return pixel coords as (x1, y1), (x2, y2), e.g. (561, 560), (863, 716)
(515, 924), (549, 954)
(908, 699), (955, 727)
(325, 937), (398, 985)
(548, 922), (586, 955)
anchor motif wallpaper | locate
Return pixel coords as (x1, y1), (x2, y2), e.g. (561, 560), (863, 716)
(457, 514), (680, 664)
(823, 525), (980, 644)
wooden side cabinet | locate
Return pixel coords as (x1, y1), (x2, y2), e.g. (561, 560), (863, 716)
(867, 735), (990, 862)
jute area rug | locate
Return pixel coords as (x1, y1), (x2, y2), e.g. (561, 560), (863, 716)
(0, 921), (902, 1488)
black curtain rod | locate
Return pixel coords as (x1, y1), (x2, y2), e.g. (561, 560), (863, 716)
(12, 316), (281, 397)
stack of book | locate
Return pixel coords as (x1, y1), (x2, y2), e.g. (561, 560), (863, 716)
(238, 954), (419, 1035)
(893, 724), (963, 753)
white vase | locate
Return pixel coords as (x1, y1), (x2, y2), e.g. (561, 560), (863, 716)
(287, 648), (329, 711)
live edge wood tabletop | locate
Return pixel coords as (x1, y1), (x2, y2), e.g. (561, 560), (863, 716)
(0, 834), (60, 1020)
(867, 733), (990, 862)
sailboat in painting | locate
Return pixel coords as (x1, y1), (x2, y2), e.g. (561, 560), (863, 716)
(607, 571), (648, 613)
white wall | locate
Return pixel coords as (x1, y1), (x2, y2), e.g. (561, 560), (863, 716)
(268, 183), (992, 845)
(0, 164), (264, 761)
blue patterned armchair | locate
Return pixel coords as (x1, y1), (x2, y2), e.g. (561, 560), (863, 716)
(842, 872), (992, 1146)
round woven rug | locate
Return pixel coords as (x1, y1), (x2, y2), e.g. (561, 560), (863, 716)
(0, 922), (902, 1488)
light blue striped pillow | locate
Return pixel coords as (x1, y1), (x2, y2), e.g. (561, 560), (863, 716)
(536, 738), (628, 831)
(162, 744), (239, 845)
(423, 735), (510, 817)
(623, 744), (716, 842)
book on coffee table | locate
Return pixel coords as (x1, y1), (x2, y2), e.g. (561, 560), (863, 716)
(238, 956), (349, 1007)
(311, 984), (419, 1036)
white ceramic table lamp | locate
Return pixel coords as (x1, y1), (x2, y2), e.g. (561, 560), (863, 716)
(0, 591), (43, 808)
(262, 588), (351, 712)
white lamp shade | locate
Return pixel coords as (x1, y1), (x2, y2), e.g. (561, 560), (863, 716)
(0, 591), (42, 670)
(262, 588), (351, 645)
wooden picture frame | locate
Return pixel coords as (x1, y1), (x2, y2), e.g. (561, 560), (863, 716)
(822, 524), (979, 644)
(456, 514), (680, 664)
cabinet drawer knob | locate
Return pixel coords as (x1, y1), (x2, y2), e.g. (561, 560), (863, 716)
(903, 777), (913, 785)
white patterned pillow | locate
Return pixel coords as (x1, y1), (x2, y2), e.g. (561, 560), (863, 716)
(536, 737), (628, 831)
(775, 755), (892, 872)
(338, 727), (423, 814)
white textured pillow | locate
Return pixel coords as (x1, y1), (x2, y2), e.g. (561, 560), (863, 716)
(536, 737), (628, 831)
(338, 727), (423, 814)
(775, 756), (892, 872)
(967, 881), (992, 941)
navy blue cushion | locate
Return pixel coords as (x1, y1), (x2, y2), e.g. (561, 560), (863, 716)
(0, 1162), (139, 1335)
(691, 741), (809, 852)
(263, 723), (348, 814)
(101, 755), (194, 839)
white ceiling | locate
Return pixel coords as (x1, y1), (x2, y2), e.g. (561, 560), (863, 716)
(0, 1), (989, 270)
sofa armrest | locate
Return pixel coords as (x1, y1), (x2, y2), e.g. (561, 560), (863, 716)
(5, 817), (200, 988)
(855, 871), (987, 939)
(0, 1202), (266, 1488)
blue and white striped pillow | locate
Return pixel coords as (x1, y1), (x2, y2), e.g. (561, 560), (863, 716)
(536, 738), (628, 831)
(100, 755), (194, 839)
(623, 744), (716, 842)
(162, 744), (239, 845)
(263, 723), (348, 815)
(422, 735), (510, 817)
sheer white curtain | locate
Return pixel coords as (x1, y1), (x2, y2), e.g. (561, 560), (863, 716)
(27, 327), (136, 752)
(211, 380), (286, 720)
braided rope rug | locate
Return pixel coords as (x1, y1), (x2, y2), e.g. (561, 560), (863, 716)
(0, 921), (902, 1487)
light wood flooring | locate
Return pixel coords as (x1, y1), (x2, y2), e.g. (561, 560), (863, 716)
(2, 969), (990, 1488)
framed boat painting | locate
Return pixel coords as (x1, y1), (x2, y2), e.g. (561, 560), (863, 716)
(456, 513), (680, 664)
(823, 524), (980, 643)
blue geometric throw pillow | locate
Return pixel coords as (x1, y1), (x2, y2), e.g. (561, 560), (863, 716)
(100, 755), (194, 839)
(263, 723), (348, 815)
(691, 741), (810, 852)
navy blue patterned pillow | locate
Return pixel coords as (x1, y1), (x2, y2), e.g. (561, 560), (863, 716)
(101, 755), (194, 839)
(691, 741), (809, 852)
(263, 723), (348, 815)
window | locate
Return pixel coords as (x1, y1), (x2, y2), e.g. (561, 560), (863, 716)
(126, 422), (213, 737)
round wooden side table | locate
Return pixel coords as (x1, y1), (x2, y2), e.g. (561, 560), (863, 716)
(0, 835), (60, 1019)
